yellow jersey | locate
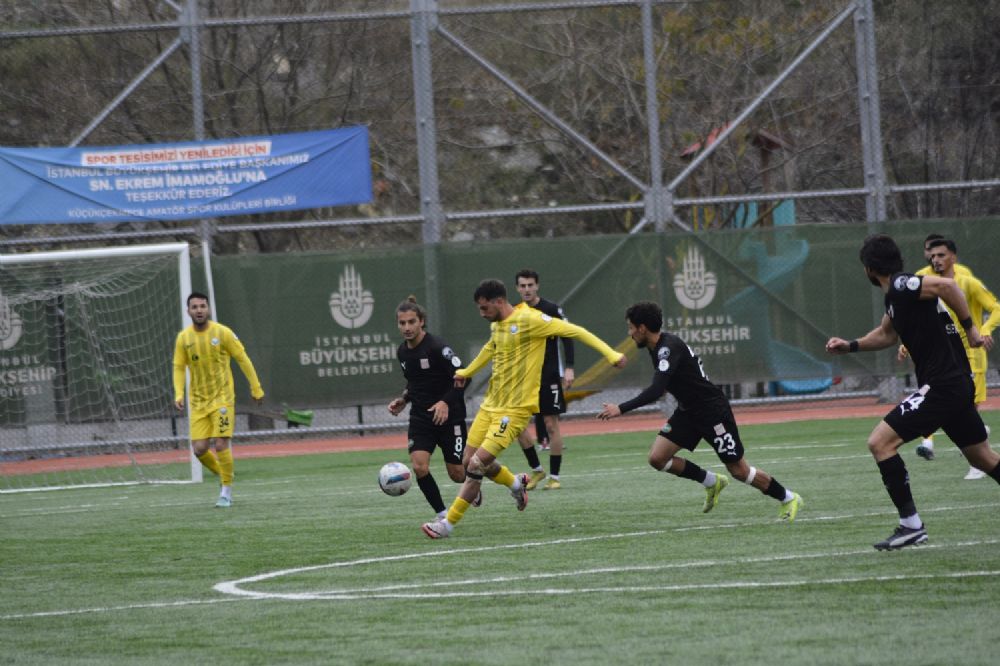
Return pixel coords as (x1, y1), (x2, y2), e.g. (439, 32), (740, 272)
(944, 274), (1000, 373)
(457, 306), (622, 413)
(173, 321), (263, 412)
(915, 263), (971, 277)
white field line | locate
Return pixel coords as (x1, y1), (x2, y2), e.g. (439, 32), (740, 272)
(4, 515), (998, 620)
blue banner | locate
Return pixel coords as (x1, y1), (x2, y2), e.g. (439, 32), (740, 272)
(0, 127), (372, 224)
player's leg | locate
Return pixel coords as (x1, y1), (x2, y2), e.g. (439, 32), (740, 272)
(964, 372), (989, 479)
(210, 406), (236, 507)
(714, 418), (801, 520)
(518, 422), (546, 490)
(409, 446), (446, 517)
(648, 414), (727, 512)
(868, 418), (926, 550)
(535, 412), (550, 450)
(943, 399), (999, 484)
(541, 379), (567, 489)
(213, 438), (235, 507)
(422, 411), (503, 538)
(190, 411), (221, 477)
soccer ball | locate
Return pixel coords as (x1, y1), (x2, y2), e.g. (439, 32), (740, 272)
(378, 461), (412, 496)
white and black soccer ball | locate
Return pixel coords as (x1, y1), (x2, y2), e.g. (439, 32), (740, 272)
(378, 461), (412, 496)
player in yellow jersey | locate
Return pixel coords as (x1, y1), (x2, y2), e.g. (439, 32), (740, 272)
(173, 292), (264, 507)
(421, 279), (627, 538)
(919, 240), (998, 479)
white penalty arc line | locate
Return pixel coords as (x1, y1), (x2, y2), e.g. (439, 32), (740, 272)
(213, 535), (1000, 601)
(6, 537), (999, 620)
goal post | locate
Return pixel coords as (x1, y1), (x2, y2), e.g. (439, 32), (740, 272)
(0, 242), (202, 492)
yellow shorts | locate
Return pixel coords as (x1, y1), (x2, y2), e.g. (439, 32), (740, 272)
(973, 371), (986, 404)
(468, 408), (532, 457)
(190, 405), (234, 441)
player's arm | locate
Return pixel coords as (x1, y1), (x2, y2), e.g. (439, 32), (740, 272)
(225, 329), (266, 403)
(826, 314), (898, 354)
(598, 363), (669, 420)
(921, 275), (983, 347)
(542, 317), (625, 367)
(972, 280), (1000, 350)
(431, 344), (465, 424)
(172, 335), (187, 411)
(454, 339), (493, 386)
(388, 386), (409, 416)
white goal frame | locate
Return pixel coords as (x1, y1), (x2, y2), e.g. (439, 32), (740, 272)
(0, 242), (202, 491)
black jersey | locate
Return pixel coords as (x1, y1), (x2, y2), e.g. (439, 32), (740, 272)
(396, 332), (466, 424)
(886, 272), (970, 386)
(618, 330), (729, 417)
(526, 297), (575, 380)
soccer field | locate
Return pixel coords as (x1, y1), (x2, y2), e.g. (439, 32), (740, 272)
(3, 414), (999, 665)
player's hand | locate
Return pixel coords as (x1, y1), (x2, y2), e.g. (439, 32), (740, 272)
(966, 325), (984, 348)
(428, 400), (449, 425)
(825, 337), (850, 355)
(613, 354), (628, 369)
(453, 374), (467, 388)
(897, 344), (910, 362)
(563, 367), (575, 389)
(597, 403), (621, 420)
(983, 334), (994, 352)
(388, 397), (406, 416)
(174, 399), (184, 412)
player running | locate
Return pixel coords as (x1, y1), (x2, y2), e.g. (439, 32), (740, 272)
(826, 233), (1000, 550)
(598, 301), (802, 521)
(388, 297), (478, 519)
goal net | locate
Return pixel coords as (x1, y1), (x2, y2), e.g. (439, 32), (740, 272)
(0, 243), (198, 492)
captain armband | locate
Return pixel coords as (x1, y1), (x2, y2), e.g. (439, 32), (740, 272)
(849, 340), (859, 353)
(959, 316), (974, 330)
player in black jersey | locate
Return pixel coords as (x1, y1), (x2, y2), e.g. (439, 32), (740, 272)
(388, 297), (476, 519)
(598, 301), (803, 520)
(513, 269), (575, 490)
(826, 234), (999, 550)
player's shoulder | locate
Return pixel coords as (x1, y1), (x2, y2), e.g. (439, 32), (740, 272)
(914, 265), (933, 277)
(955, 263), (973, 277)
(888, 272), (922, 295)
(535, 298), (563, 317)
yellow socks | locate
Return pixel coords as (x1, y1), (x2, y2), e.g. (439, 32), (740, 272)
(216, 447), (235, 486)
(446, 497), (471, 525)
(489, 465), (516, 488)
(196, 450), (221, 477)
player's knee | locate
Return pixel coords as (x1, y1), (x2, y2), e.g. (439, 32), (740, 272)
(447, 467), (466, 483)
(411, 459), (431, 476)
(466, 455), (487, 477)
(726, 461), (752, 483)
(648, 452), (673, 471)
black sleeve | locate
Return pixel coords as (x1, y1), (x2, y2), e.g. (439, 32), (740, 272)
(435, 337), (466, 407)
(554, 303), (575, 367)
(618, 372), (670, 414)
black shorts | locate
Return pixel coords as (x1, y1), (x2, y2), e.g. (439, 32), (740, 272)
(883, 378), (987, 448)
(407, 419), (467, 465)
(657, 408), (745, 463)
(537, 376), (567, 416)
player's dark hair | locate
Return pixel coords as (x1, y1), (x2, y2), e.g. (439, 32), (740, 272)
(924, 233), (945, 245)
(515, 268), (540, 284)
(626, 301), (663, 333)
(187, 291), (209, 305)
(473, 279), (507, 302)
(396, 295), (427, 325)
(859, 234), (904, 276)
(926, 238), (957, 254)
